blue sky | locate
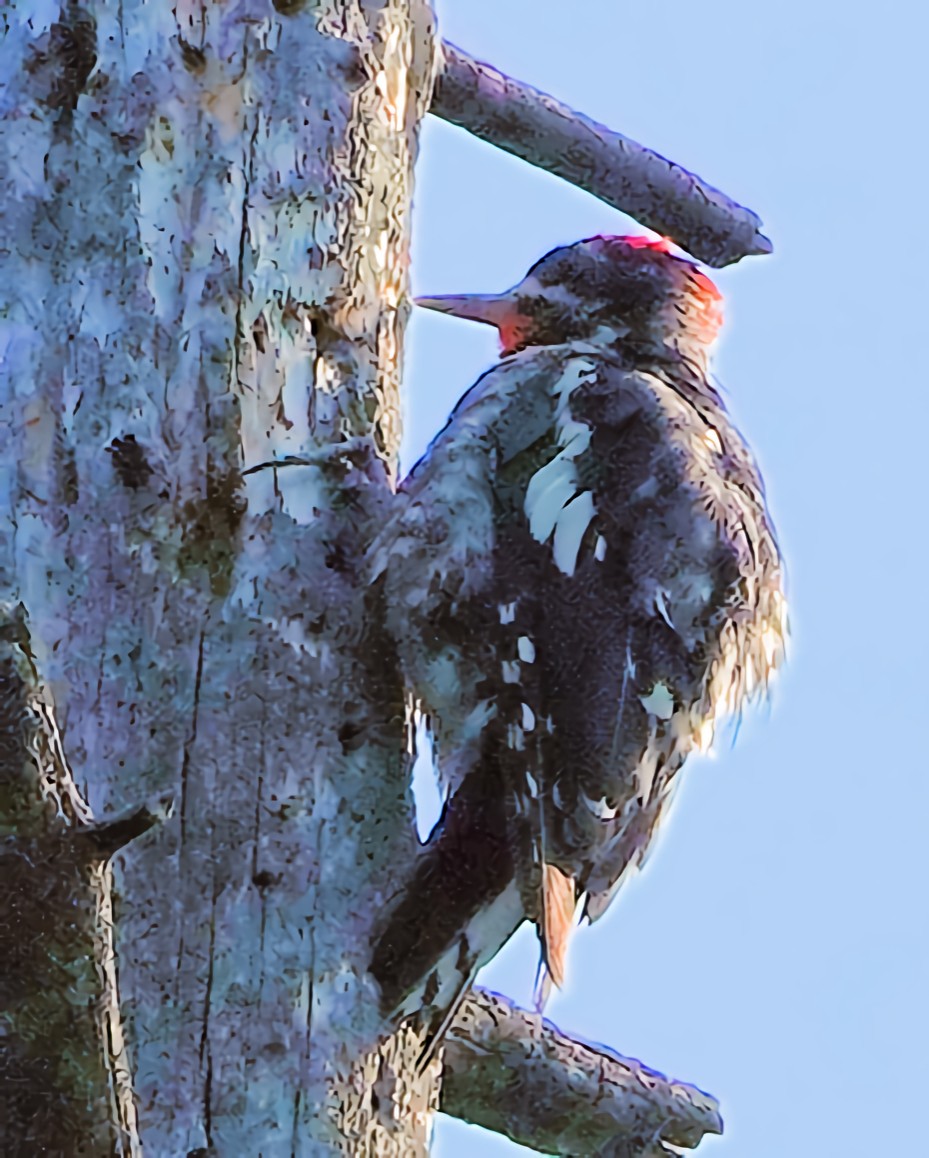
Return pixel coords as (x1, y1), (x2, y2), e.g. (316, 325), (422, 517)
(403, 2), (929, 1154)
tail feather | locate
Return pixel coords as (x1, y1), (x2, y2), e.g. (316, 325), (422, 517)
(413, 877), (524, 1071)
(369, 757), (524, 1050)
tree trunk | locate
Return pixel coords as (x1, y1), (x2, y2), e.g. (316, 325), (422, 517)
(1, 0), (437, 1152)
(2, 3), (768, 1153)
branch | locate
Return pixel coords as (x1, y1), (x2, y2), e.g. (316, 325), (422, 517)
(431, 41), (769, 269)
(75, 792), (174, 857)
(441, 989), (723, 1156)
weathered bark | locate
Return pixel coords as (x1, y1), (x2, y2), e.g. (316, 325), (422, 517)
(443, 990), (722, 1155)
(2, 0), (437, 1152)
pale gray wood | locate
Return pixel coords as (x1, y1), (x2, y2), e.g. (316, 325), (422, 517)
(1, 1), (439, 1152)
(432, 41), (770, 268)
(443, 989), (723, 1156)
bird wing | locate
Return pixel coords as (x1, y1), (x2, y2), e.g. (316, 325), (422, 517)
(488, 353), (784, 977)
(370, 345), (785, 1034)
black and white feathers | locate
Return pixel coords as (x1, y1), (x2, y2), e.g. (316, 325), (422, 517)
(369, 236), (787, 1045)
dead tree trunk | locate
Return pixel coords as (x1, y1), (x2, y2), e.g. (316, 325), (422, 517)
(1, 3), (765, 1154)
(2, 1), (439, 1152)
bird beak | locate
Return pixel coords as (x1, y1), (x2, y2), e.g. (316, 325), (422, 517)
(414, 292), (515, 328)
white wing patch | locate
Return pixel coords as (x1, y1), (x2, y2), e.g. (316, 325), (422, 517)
(552, 491), (596, 578)
(524, 439), (588, 543)
(524, 358), (599, 577)
(654, 588), (675, 630)
(410, 718), (444, 842)
(517, 636), (536, 663)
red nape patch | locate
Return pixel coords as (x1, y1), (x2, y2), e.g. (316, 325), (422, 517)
(610, 234), (723, 304)
(617, 234), (674, 253)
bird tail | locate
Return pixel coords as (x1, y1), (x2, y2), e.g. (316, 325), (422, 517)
(368, 756), (525, 1060)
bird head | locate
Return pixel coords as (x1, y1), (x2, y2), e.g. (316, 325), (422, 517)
(416, 235), (723, 365)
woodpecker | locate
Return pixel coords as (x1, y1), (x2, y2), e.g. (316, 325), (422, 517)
(370, 235), (787, 1051)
